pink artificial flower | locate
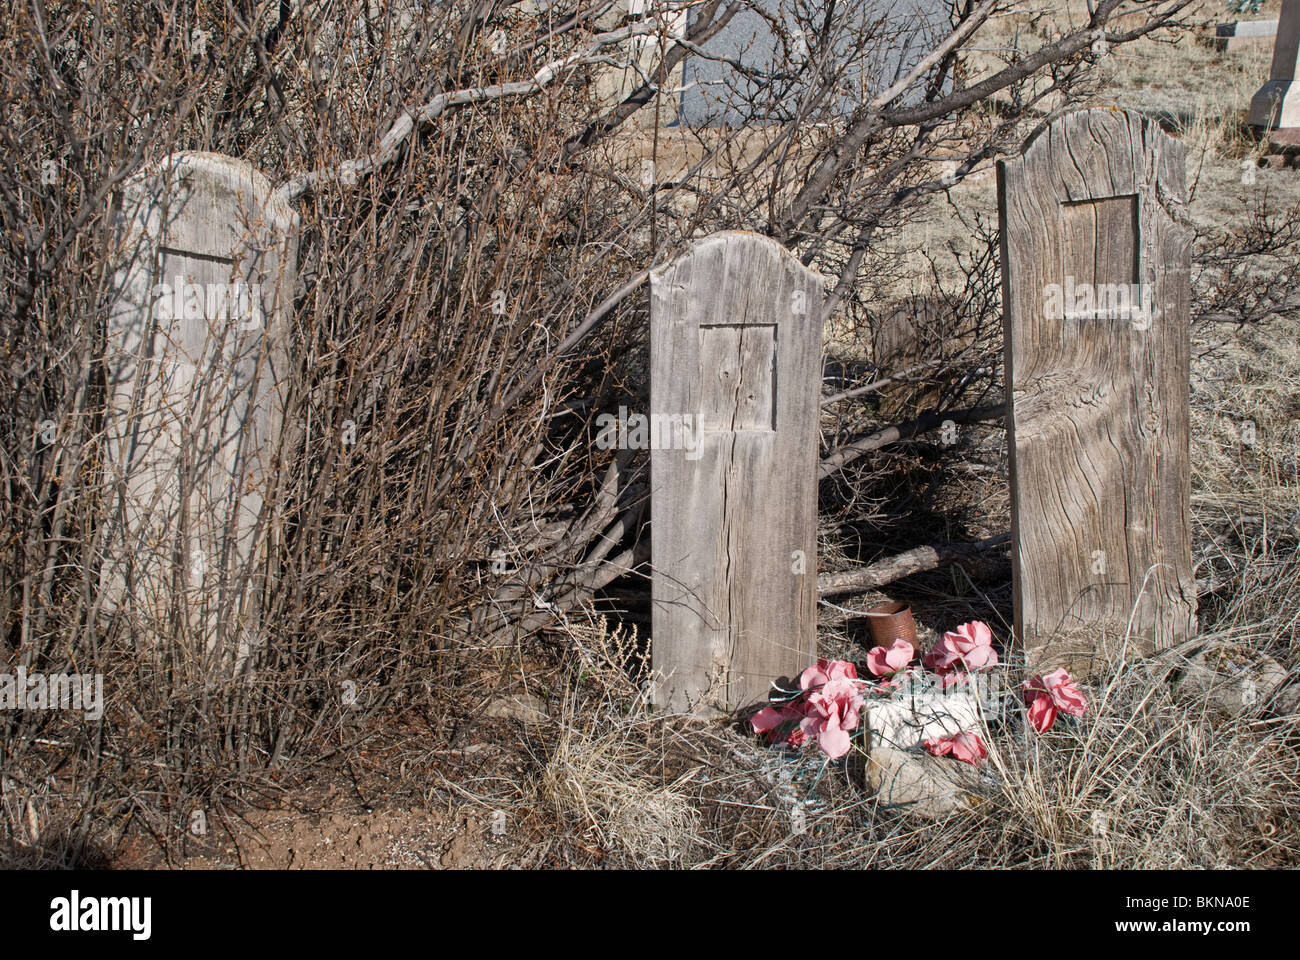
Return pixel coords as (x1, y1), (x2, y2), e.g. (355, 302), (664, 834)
(751, 703), (807, 747)
(1021, 668), (1087, 733)
(1026, 694), (1056, 733)
(923, 731), (988, 765)
(753, 660), (866, 753)
(799, 658), (858, 690)
(867, 639), (914, 678)
(796, 660), (865, 759)
(924, 621), (999, 674)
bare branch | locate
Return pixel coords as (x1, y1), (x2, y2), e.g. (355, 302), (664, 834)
(817, 534), (1010, 598)
(819, 404), (1006, 480)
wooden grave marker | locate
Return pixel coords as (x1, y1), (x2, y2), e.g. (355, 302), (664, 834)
(998, 108), (1197, 669)
(103, 153), (298, 668)
(650, 232), (822, 713)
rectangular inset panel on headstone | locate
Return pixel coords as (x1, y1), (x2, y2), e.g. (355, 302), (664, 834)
(697, 323), (777, 432)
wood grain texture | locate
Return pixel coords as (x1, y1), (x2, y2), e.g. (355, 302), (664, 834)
(999, 108), (1196, 670)
(103, 153), (298, 667)
(650, 232), (822, 714)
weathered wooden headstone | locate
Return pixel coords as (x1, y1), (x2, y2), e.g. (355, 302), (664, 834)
(1250, 0), (1300, 137)
(649, 232), (822, 713)
(102, 153), (298, 668)
(999, 108), (1197, 669)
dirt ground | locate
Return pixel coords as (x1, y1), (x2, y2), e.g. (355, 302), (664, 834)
(106, 713), (568, 869)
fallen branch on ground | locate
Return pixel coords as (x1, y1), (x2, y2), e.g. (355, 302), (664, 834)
(817, 533), (1010, 598)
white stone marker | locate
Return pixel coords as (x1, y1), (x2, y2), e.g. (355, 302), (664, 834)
(1250, 0), (1300, 131)
(1210, 19), (1277, 53)
(866, 690), (982, 751)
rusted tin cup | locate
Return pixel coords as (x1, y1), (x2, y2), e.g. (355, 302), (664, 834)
(864, 601), (918, 649)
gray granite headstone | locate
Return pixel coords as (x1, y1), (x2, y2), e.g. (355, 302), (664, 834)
(679, 0), (953, 127)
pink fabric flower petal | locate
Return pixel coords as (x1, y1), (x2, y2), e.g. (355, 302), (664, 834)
(949, 731), (988, 764)
(926, 621), (998, 675)
(1022, 669), (1086, 732)
(1041, 668), (1087, 715)
(923, 736), (954, 758)
(800, 662), (829, 690)
(801, 658), (855, 689)
(751, 706), (785, 733)
(1026, 692), (1057, 733)
(828, 659), (858, 682)
(817, 723), (852, 759)
(867, 640), (914, 677)
(924, 731), (987, 765)
(794, 666), (865, 759)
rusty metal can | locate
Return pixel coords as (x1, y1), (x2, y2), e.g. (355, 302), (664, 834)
(864, 601), (918, 649)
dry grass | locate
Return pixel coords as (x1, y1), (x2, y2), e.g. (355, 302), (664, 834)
(535, 706), (704, 867)
(501, 599), (1298, 869)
